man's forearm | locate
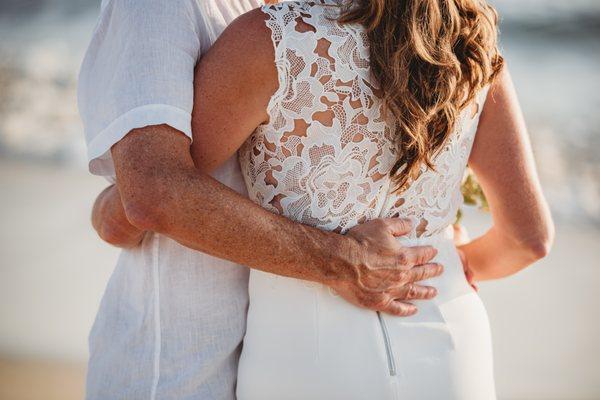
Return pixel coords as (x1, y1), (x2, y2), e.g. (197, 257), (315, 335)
(150, 169), (355, 283)
(108, 126), (444, 316)
(113, 126), (358, 284)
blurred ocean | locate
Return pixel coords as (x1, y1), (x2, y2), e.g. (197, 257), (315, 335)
(0, 0), (599, 225)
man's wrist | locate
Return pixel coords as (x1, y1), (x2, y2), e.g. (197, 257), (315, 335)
(319, 233), (362, 287)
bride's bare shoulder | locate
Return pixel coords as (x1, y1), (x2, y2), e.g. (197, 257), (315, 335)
(196, 7), (278, 103)
(196, 7), (279, 87)
(190, 8), (279, 171)
(210, 8), (274, 63)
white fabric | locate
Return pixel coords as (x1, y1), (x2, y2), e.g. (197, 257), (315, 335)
(78, 1), (260, 399)
(237, 2), (496, 399)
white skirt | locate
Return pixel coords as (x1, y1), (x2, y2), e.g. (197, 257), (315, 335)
(237, 227), (496, 400)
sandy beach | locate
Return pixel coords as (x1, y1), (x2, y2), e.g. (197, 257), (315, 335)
(0, 158), (599, 399)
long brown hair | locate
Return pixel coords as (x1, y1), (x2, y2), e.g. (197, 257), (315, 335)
(338, 0), (504, 191)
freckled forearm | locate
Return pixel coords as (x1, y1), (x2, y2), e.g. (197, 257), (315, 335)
(135, 166), (355, 283)
(112, 126), (359, 284)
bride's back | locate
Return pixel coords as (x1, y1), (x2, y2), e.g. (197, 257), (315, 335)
(239, 0), (488, 238)
(236, 4), (501, 399)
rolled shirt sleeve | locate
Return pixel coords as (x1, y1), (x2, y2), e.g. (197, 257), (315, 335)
(78, 0), (211, 177)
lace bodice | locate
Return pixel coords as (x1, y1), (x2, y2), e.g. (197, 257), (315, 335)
(239, 1), (488, 238)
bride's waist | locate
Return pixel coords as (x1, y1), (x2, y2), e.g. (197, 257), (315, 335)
(249, 226), (472, 306)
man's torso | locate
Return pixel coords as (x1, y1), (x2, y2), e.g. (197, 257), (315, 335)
(86, 1), (261, 399)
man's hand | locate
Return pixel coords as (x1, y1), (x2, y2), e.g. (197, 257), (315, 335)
(329, 218), (443, 317)
(92, 184), (145, 248)
(109, 125), (444, 317)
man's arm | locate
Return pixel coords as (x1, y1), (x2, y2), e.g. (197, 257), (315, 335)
(88, 7), (442, 316)
(110, 125), (441, 316)
(92, 184), (144, 248)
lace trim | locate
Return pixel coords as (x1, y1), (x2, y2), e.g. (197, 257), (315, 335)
(241, 1), (489, 238)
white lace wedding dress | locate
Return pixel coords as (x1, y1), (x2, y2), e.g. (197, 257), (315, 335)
(236, 2), (496, 399)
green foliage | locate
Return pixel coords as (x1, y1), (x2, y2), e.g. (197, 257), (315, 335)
(455, 168), (488, 224)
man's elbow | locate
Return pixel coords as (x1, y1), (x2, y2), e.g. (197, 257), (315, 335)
(120, 184), (167, 233)
(110, 124), (194, 233)
(97, 223), (143, 248)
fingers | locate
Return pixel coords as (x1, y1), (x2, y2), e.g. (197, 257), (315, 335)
(384, 218), (413, 237)
(464, 266), (479, 291)
(402, 245), (438, 266)
(407, 263), (444, 282)
(379, 282), (439, 317)
(381, 300), (418, 317)
(390, 283), (437, 301)
(368, 260), (441, 292)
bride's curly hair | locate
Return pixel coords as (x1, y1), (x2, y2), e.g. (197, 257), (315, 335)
(338, 0), (504, 191)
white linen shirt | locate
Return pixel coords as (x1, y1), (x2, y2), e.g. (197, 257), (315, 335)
(78, 1), (261, 399)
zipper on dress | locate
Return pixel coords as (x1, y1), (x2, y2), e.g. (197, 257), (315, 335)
(376, 311), (397, 376)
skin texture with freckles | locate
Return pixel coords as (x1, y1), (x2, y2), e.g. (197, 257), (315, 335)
(92, 9), (553, 316)
(91, 10), (444, 317)
(187, 10), (553, 281)
(109, 124), (441, 317)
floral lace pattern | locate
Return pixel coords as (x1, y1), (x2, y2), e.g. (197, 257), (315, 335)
(239, 1), (488, 238)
